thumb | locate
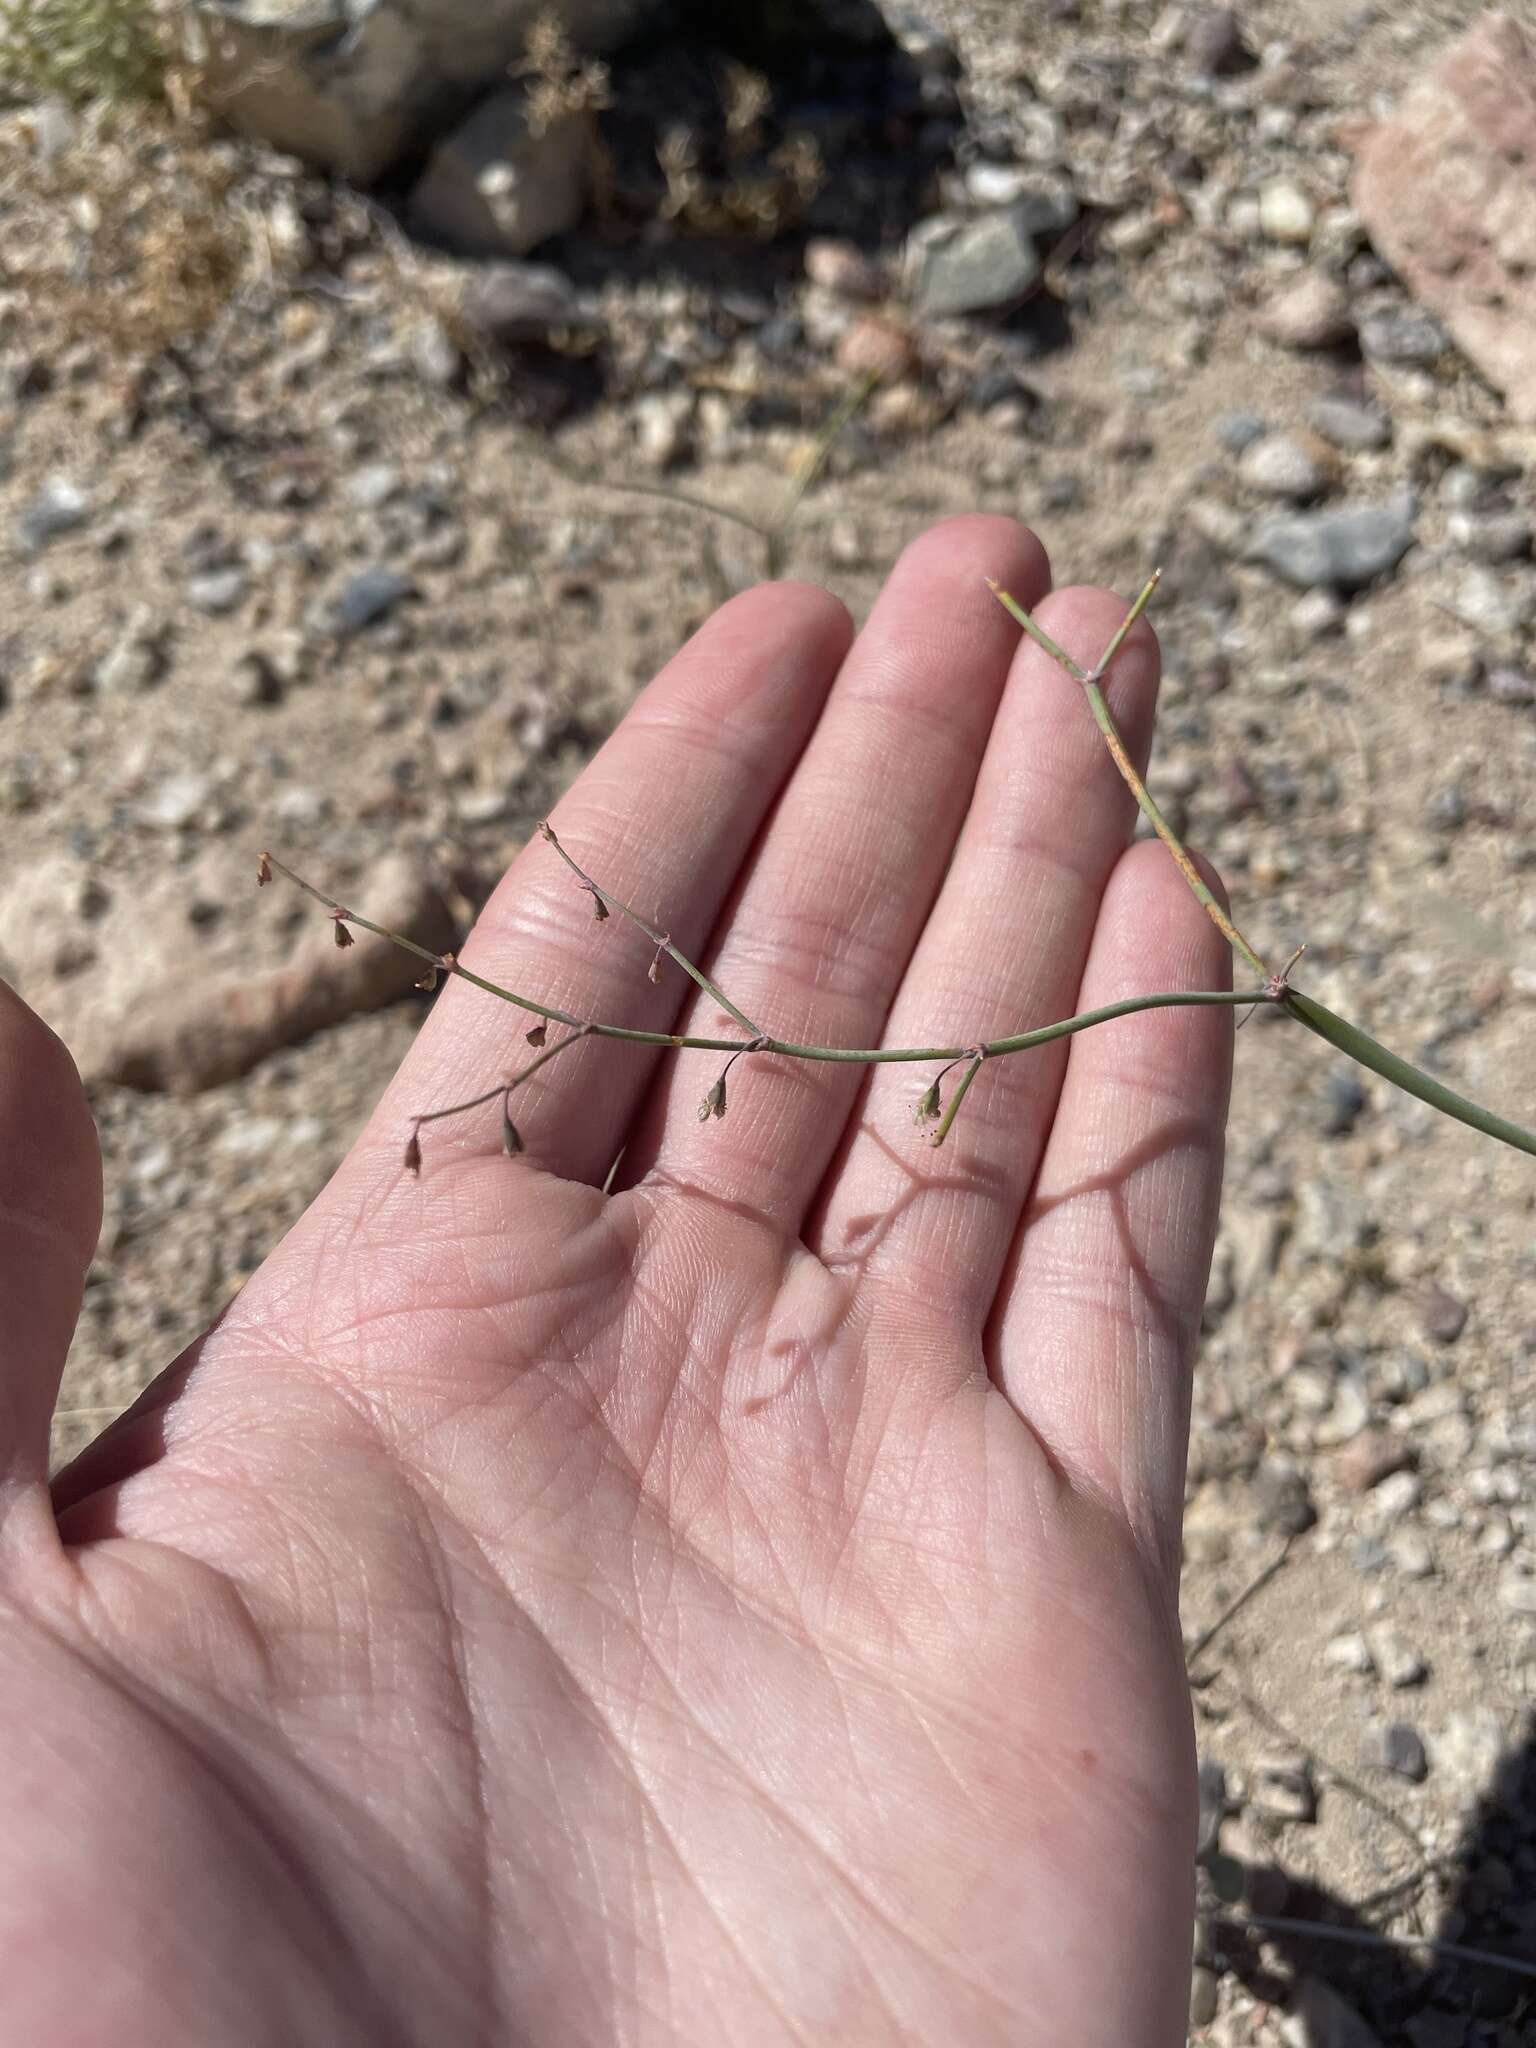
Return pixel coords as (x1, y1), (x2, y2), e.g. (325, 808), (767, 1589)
(0, 978), (101, 1520)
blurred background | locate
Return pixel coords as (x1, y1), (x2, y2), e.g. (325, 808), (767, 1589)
(1, 0), (1533, 2038)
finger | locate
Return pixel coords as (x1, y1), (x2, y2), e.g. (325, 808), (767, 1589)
(992, 841), (1233, 1566)
(812, 586), (1161, 1317)
(352, 582), (853, 1188)
(0, 980), (101, 1518)
(629, 516), (1051, 1228)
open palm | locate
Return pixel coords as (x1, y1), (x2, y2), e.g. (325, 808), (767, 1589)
(2, 518), (1231, 2046)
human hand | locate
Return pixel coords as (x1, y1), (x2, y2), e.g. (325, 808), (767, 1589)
(2, 516), (1230, 2045)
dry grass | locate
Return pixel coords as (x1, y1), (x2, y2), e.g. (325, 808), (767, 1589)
(0, 0), (165, 106)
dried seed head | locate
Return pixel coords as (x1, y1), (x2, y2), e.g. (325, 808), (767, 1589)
(698, 1074), (728, 1123)
(403, 1129), (423, 1174)
(256, 851), (273, 887)
(913, 1080), (942, 1126)
(585, 884), (609, 922)
(648, 945), (665, 985)
(331, 911), (355, 949)
(526, 1022), (548, 1047)
(538, 821), (556, 844)
(414, 965), (439, 992)
(501, 1100), (523, 1157)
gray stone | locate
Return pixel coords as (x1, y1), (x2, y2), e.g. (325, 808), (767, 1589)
(1308, 395), (1391, 452)
(1366, 1625), (1428, 1689)
(1253, 1752), (1316, 1823)
(189, 0), (666, 184)
(1358, 306), (1450, 368)
(458, 260), (593, 345)
(327, 566), (416, 635)
(1488, 665), (1536, 705)
(187, 565), (249, 615)
(1259, 273), (1354, 350)
(1253, 1459), (1317, 1536)
(1215, 411), (1266, 453)
(1247, 490), (1416, 589)
(1185, 7), (1256, 77)
(1281, 1976), (1384, 2048)
(1189, 1963), (1220, 2028)
(906, 207), (1043, 317)
(1241, 433), (1330, 502)
(1197, 1758), (1227, 1859)
(1446, 508), (1532, 562)
(16, 476), (90, 554)
(1361, 1721), (1428, 1781)
(408, 88), (590, 259)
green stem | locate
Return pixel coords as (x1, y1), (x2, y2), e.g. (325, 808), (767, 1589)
(1283, 990), (1536, 1159)
(929, 1053), (984, 1148)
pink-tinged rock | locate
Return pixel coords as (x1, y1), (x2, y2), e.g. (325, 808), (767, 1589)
(1352, 12), (1536, 421)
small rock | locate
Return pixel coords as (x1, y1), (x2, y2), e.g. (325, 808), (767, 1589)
(1358, 306), (1449, 368)
(1291, 587), (1345, 641)
(1189, 1963), (1220, 2028)
(1259, 273), (1354, 350)
(1418, 1284), (1467, 1344)
(1428, 784), (1467, 832)
(1445, 508), (1532, 562)
(138, 773), (212, 831)
(836, 314), (920, 381)
(16, 476), (90, 554)
(1253, 1752), (1317, 1823)
(409, 317), (463, 388)
(634, 393), (692, 470)
(1241, 433), (1331, 502)
(1254, 1458), (1316, 1536)
(1281, 1974), (1384, 2047)
(804, 237), (885, 300)
(1387, 1529), (1435, 1579)
(1308, 395), (1391, 452)
(1338, 1433), (1409, 1495)
(1445, 565), (1535, 637)
(1497, 1567), (1536, 1616)
(1320, 1071), (1367, 1138)
(1197, 1758), (1227, 1859)
(228, 649), (285, 707)
(1487, 664), (1536, 705)
(96, 608), (169, 693)
(1247, 490), (1416, 589)
(327, 566), (416, 636)
(187, 565), (248, 615)
(408, 88), (590, 259)
(1214, 410), (1267, 453)
(964, 161), (1036, 208)
(345, 463), (401, 510)
(1361, 1721), (1428, 1782)
(1370, 1468), (1424, 1520)
(457, 261), (593, 345)
(905, 206), (1042, 317)
(1324, 1632), (1375, 1675)
(1186, 7), (1257, 77)
(1367, 1624), (1428, 1689)
(1259, 179), (1316, 245)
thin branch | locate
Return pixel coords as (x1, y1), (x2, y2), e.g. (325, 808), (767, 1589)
(989, 576), (1269, 980)
(538, 823), (763, 1037)
(1236, 1913), (1536, 1985)
(768, 368), (879, 572)
(1185, 1536), (1295, 1671)
(928, 1050), (985, 1148)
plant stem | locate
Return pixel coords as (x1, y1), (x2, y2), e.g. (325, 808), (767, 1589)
(988, 577), (1269, 980)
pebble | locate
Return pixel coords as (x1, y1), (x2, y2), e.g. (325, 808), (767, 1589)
(1386, 1529), (1435, 1579)
(836, 314), (920, 381)
(327, 566), (416, 635)
(1487, 664), (1536, 705)
(1367, 1624), (1428, 1689)
(1418, 1284), (1467, 1344)
(1446, 565), (1535, 636)
(634, 393), (692, 470)
(1497, 1567), (1536, 1615)
(16, 476), (90, 554)
(1214, 410), (1266, 453)
(96, 608), (168, 693)
(905, 207), (1042, 317)
(1253, 1458), (1317, 1536)
(803, 237), (886, 300)
(1308, 394), (1391, 452)
(1321, 1070), (1367, 1136)
(1429, 1707), (1506, 1797)
(1189, 1964), (1220, 2028)
(1324, 1631), (1375, 1675)
(228, 649), (284, 707)
(1370, 1468), (1424, 1520)
(1281, 1977), (1383, 2048)
(1197, 1758), (1227, 1858)
(1258, 273), (1354, 350)
(138, 772), (212, 831)
(1259, 179), (1316, 245)
(1445, 508), (1532, 562)
(1186, 7), (1257, 76)
(1240, 432), (1330, 502)
(456, 261), (588, 344)
(1253, 1752), (1317, 1822)
(1290, 586), (1346, 640)
(1358, 306), (1450, 367)
(1361, 1720), (1428, 1781)
(345, 463), (401, 510)
(1246, 490), (1416, 589)
(187, 565), (249, 615)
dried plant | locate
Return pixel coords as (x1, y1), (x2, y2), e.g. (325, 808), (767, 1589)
(0, 0), (165, 105)
(655, 60), (823, 240)
(518, 6), (611, 136)
(260, 573), (1536, 1177)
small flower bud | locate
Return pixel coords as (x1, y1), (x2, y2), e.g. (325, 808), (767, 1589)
(913, 1080), (942, 1125)
(538, 821), (556, 844)
(698, 1074), (728, 1123)
(331, 910), (355, 949)
(525, 1022), (548, 1047)
(403, 1129), (422, 1174)
(585, 885), (609, 922)
(414, 965), (439, 991)
(256, 851), (273, 887)
(501, 1100), (523, 1157)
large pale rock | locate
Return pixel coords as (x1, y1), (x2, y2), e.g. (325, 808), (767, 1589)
(408, 90), (590, 257)
(1352, 11), (1536, 422)
(184, 0), (663, 183)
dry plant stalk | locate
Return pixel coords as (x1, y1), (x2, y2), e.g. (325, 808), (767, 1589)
(260, 575), (1536, 1176)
